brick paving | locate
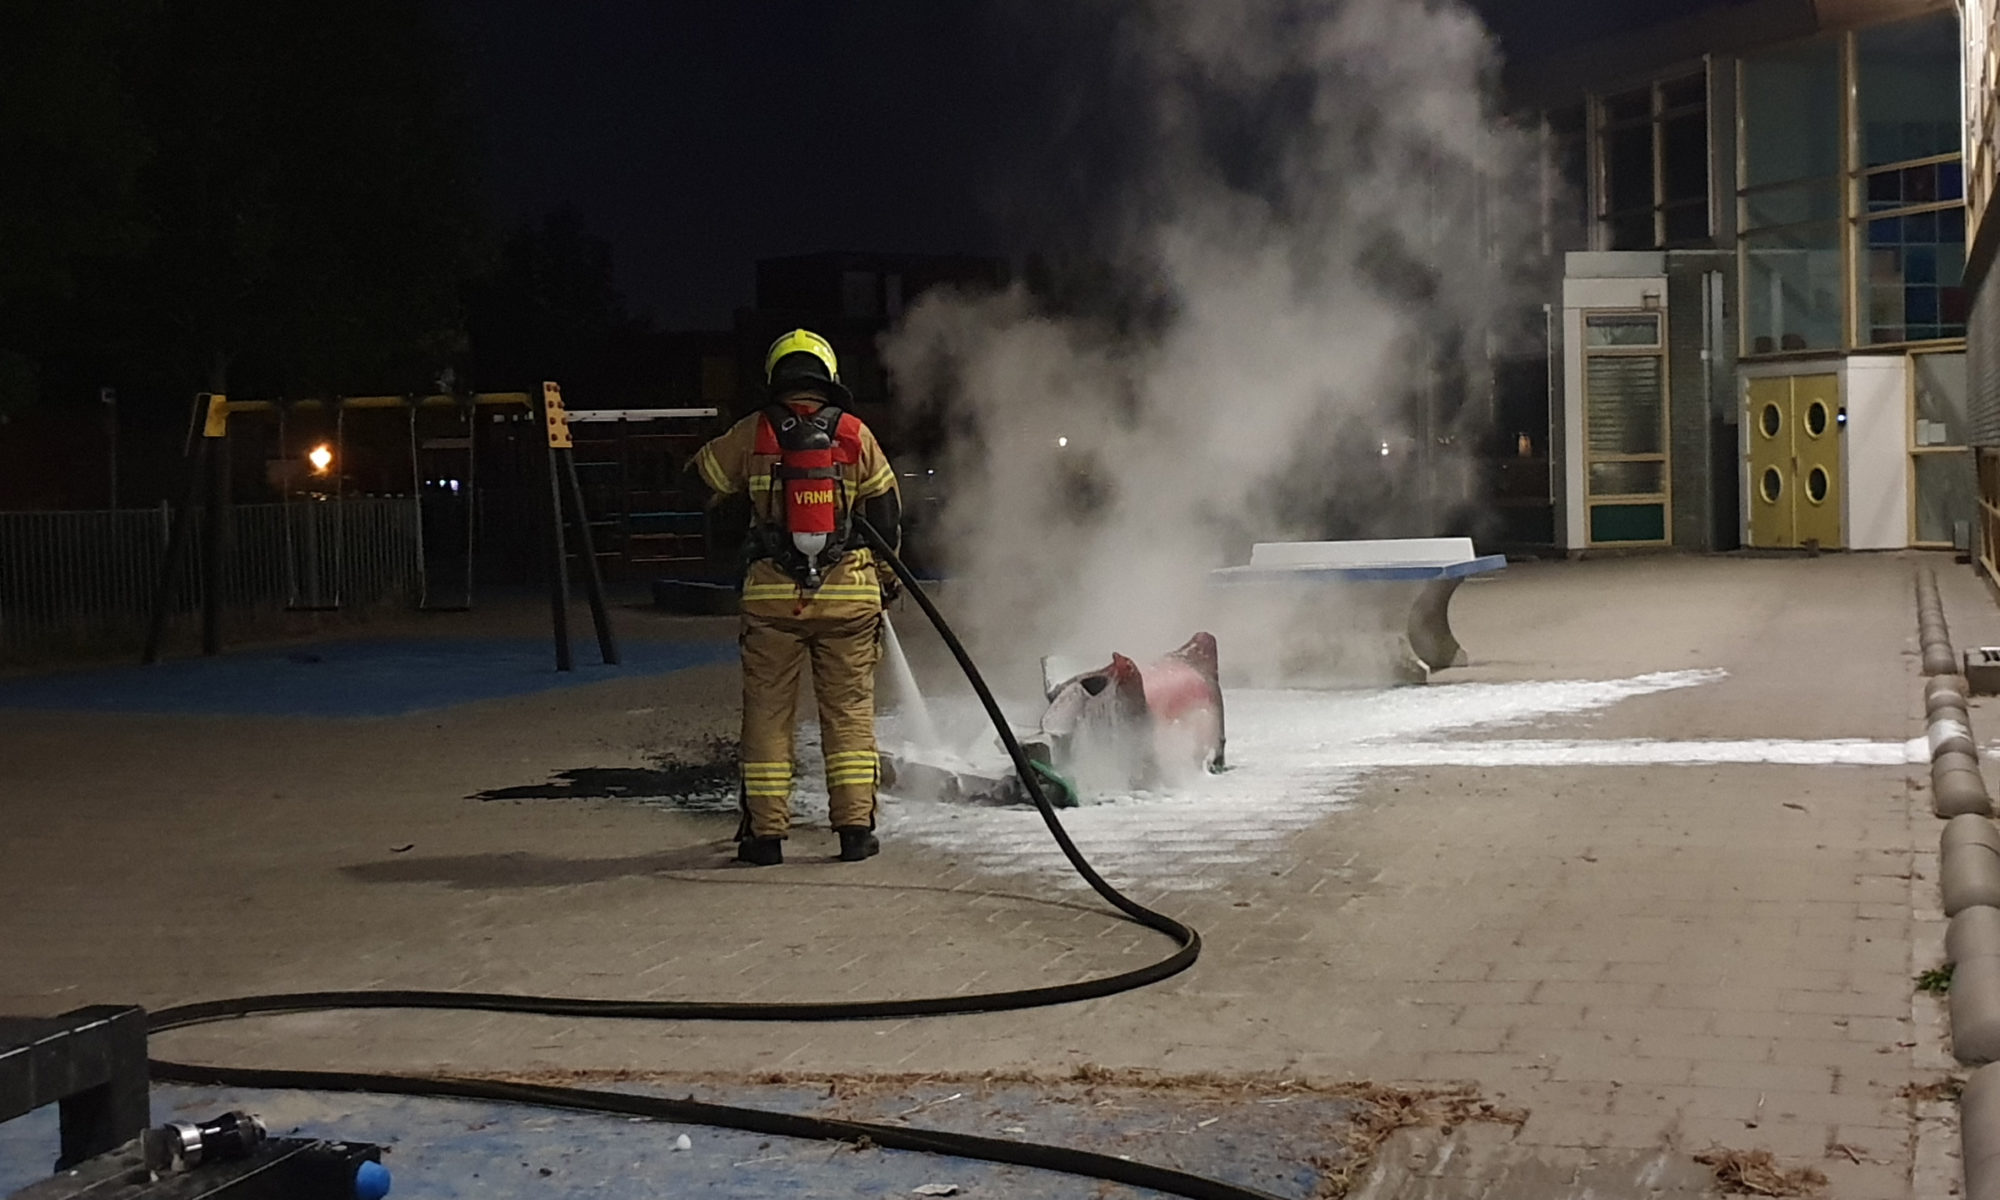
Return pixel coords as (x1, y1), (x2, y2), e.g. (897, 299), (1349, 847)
(0, 553), (1977, 1197)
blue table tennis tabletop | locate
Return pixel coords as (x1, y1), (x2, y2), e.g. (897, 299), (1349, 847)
(1208, 553), (1507, 584)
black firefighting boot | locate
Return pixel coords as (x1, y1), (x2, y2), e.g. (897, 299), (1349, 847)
(836, 827), (879, 862)
(735, 836), (783, 867)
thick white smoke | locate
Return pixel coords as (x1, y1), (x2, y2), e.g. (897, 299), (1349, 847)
(883, 0), (1543, 673)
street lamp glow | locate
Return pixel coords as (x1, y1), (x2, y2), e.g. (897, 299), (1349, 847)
(308, 444), (334, 474)
(1056, 436), (1069, 449)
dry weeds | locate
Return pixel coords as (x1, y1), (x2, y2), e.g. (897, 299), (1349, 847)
(473, 1064), (1526, 1197)
(1896, 1075), (1966, 1103)
(1694, 1147), (1829, 1197)
(1307, 1084), (1527, 1198)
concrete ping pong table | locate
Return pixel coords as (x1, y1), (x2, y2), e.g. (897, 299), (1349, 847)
(1207, 537), (1508, 684)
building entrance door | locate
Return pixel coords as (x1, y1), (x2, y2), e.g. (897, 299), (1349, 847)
(1746, 374), (1842, 549)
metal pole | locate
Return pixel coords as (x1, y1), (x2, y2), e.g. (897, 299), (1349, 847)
(560, 445), (620, 665)
(543, 413), (574, 672)
(103, 387), (117, 510)
(332, 402), (346, 609)
(142, 439), (207, 664)
(462, 402), (477, 610)
(409, 402), (429, 609)
(201, 427), (226, 655)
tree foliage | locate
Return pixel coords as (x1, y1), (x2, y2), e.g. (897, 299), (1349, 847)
(0, 0), (152, 411)
(0, 0), (486, 412)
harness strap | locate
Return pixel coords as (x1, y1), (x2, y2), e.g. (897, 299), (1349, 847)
(750, 402), (860, 590)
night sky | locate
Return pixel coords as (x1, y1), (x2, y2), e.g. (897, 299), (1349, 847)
(444, 0), (1723, 331)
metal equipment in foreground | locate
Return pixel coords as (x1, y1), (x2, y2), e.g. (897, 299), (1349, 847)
(0, 1007), (389, 1200)
(140, 383), (616, 672)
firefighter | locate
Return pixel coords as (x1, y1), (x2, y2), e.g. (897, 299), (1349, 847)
(688, 329), (902, 866)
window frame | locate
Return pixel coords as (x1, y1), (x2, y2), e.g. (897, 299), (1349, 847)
(1580, 308), (1674, 547)
(1908, 346), (1975, 548)
(1591, 70), (1713, 252)
(1733, 23), (1970, 359)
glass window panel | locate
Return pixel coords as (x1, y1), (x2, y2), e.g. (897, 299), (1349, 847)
(1609, 210), (1655, 251)
(1606, 125), (1655, 214)
(1589, 503), (1667, 543)
(1660, 75), (1706, 110)
(1943, 160), (1965, 201)
(1589, 460), (1666, 496)
(1870, 216), (1903, 247)
(1868, 171), (1904, 207)
(1550, 104), (1589, 241)
(1584, 313), (1662, 347)
(1871, 283), (1905, 325)
(1664, 201), (1709, 244)
(1603, 88), (1651, 124)
(1906, 209), (1939, 242)
(1744, 223), (1842, 352)
(1859, 233), (1968, 346)
(1944, 207), (1967, 241)
(1661, 113), (1708, 205)
(1857, 13), (1962, 168)
(1585, 356), (1665, 455)
(1743, 40), (1841, 186)
(1745, 181), (1841, 229)
(1914, 451), (1976, 544)
(1903, 164), (1940, 204)
(1908, 245), (1938, 284)
(1916, 352), (1969, 442)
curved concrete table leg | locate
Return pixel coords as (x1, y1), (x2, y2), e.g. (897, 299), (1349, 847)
(1407, 577), (1468, 671)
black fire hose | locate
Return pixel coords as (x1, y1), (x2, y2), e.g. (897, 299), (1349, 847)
(147, 518), (1270, 1200)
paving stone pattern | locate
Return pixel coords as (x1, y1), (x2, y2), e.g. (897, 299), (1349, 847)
(0, 555), (1974, 1198)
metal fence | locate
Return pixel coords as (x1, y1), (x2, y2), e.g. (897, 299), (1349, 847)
(0, 499), (420, 658)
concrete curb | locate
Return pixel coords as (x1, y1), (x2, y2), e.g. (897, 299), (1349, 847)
(1919, 573), (2000, 1171)
(1946, 814), (2000, 851)
(1935, 714), (1980, 759)
(1921, 569), (1956, 677)
(1936, 769), (1995, 819)
(1933, 675), (1973, 703)
(1922, 574), (1991, 821)
(1965, 1064), (2000, 1199)
(1943, 833), (2000, 914)
(1957, 957), (2000, 1064)
(1935, 697), (1974, 725)
(1950, 907), (2000, 965)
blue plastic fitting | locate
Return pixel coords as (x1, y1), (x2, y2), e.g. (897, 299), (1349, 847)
(354, 1159), (392, 1200)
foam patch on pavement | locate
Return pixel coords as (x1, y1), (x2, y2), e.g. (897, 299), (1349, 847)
(857, 668), (1912, 889)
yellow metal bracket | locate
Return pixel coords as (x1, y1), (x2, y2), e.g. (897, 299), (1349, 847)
(541, 381), (573, 450)
(201, 393), (230, 439)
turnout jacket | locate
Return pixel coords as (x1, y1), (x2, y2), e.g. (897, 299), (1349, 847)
(692, 401), (900, 619)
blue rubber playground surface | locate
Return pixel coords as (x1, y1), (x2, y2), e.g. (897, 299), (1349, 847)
(0, 637), (736, 718)
(0, 1079), (1348, 1198)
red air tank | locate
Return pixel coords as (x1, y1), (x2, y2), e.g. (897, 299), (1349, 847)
(784, 441), (838, 561)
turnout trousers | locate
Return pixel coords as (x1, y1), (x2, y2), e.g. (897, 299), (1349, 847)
(737, 610), (884, 839)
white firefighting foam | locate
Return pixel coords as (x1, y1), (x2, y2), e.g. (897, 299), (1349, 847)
(783, 668), (1919, 890)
